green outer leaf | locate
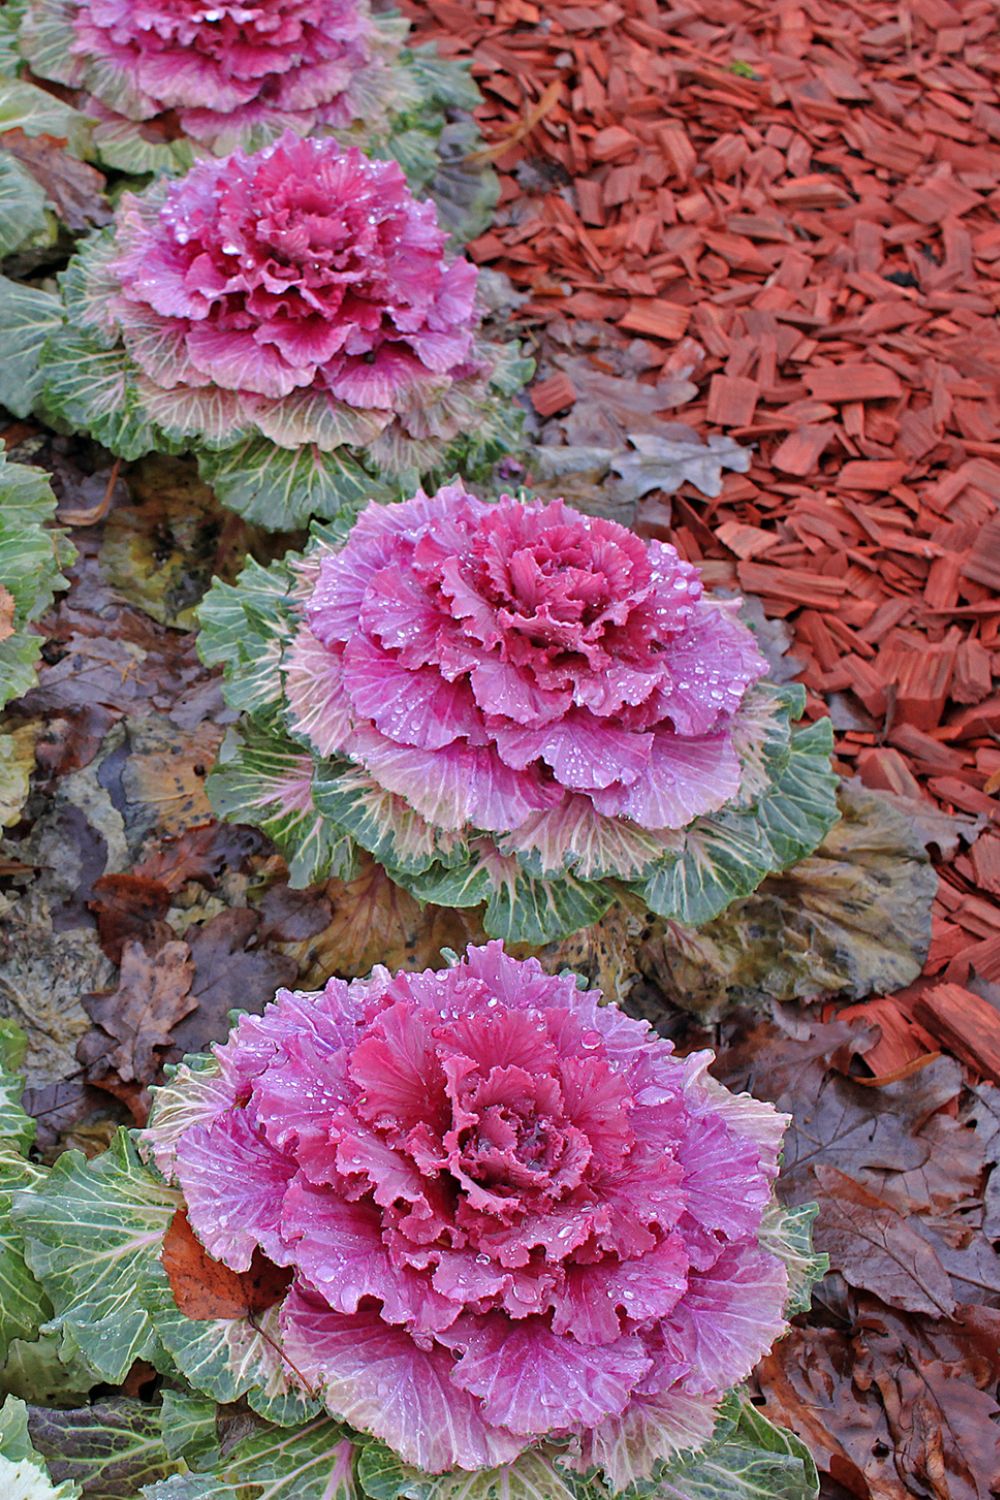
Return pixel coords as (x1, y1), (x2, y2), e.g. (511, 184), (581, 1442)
(0, 1056), (33, 1154)
(0, 1148), (50, 1365)
(0, 634), (45, 712)
(0, 455), (73, 709)
(0, 1395), (35, 1463)
(404, 846), (614, 944)
(729, 684), (802, 808)
(0, 1041), (48, 1365)
(358, 1442), (607, 1500)
(197, 556), (298, 716)
(0, 275), (63, 418)
(758, 1203), (828, 1316)
(0, 3), (24, 77)
(157, 1393), (219, 1468)
(404, 46), (482, 115)
(38, 325), (156, 460)
(0, 151), (51, 256)
(147, 1418), (358, 1500)
(142, 1478), (216, 1499)
(0, 1021), (26, 1074)
(656, 1395), (818, 1500)
(27, 1399), (182, 1500)
(402, 853), (493, 912)
(753, 718), (839, 868)
(0, 77), (92, 157)
(312, 760), (465, 878)
(206, 722), (356, 887)
(639, 718), (840, 927)
(13, 1131), (178, 1383)
(0, 1327), (96, 1409)
(57, 228), (124, 348)
(140, 1263), (320, 1426)
(213, 1417), (358, 1499)
(89, 119), (194, 177)
(0, 454), (67, 623)
(638, 813), (774, 930)
(197, 438), (390, 530)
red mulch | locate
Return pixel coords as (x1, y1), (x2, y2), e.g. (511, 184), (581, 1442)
(403, 0), (1000, 1063)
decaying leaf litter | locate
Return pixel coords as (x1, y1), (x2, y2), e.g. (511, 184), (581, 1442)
(0, 0), (997, 1497)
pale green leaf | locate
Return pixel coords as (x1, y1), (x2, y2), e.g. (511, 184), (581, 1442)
(0, 275), (63, 417)
(140, 1263), (319, 1425)
(0, 77), (92, 157)
(0, 152), (51, 256)
(89, 120), (194, 177)
(358, 1441), (604, 1500)
(197, 438), (389, 530)
(14, 1131), (178, 1382)
(211, 1417), (358, 1499)
(197, 557), (299, 716)
(753, 718), (839, 869)
(206, 722), (356, 887)
(0, 1397), (81, 1499)
(405, 843), (614, 944)
(0, 1147), (49, 1365)
(657, 1395), (818, 1500)
(14, 0), (80, 94)
(313, 760), (465, 877)
(758, 1203), (828, 1316)
(639, 719), (839, 927)
(157, 1392), (219, 1468)
(639, 812), (774, 929)
(38, 325), (156, 460)
(0, 1058), (32, 1153)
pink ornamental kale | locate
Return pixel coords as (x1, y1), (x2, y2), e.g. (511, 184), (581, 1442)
(145, 943), (790, 1482)
(19, 0), (398, 155)
(35, 136), (518, 524)
(287, 484), (768, 844)
(111, 136), (477, 408)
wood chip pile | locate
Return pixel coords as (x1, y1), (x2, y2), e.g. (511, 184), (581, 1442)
(404, 0), (1000, 1065)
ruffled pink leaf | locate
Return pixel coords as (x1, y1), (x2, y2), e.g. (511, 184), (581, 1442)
(174, 1108), (295, 1272)
(551, 1233), (689, 1343)
(280, 1290), (526, 1473)
(444, 1315), (652, 1435)
(658, 1245), (788, 1393)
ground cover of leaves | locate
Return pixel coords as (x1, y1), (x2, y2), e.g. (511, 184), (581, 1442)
(0, 2), (998, 1498)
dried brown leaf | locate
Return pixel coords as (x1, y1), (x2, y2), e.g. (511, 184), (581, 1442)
(814, 1165), (956, 1317)
(78, 938), (197, 1118)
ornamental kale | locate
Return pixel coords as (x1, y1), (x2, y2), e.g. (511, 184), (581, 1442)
(21, 0), (389, 153)
(138, 942), (792, 1484)
(9, 136), (526, 526)
(15, 0), (495, 229)
(200, 486), (840, 942)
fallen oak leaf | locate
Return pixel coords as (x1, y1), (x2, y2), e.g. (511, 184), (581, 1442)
(0, 128), (110, 230)
(78, 938), (197, 1121)
(165, 908), (297, 1060)
(161, 1208), (292, 1321)
(756, 1326), (901, 1500)
(813, 1164), (956, 1319)
(89, 873), (172, 964)
(280, 854), (485, 989)
(122, 716), (225, 837)
(131, 821), (265, 894)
